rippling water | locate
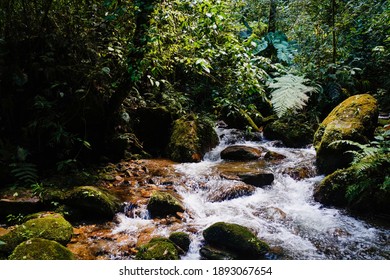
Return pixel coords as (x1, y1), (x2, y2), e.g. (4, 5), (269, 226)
(113, 127), (390, 260)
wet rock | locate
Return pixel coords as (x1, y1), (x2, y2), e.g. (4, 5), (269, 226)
(169, 232), (191, 253)
(313, 94), (379, 174)
(207, 181), (256, 202)
(261, 207), (287, 221)
(282, 165), (317, 180)
(200, 245), (239, 260)
(203, 222), (270, 259)
(9, 238), (76, 260)
(135, 238), (179, 260)
(264, 150), (286, 161)
(168, 114), (219, 162)
(147, 191), (185, 218)
(0, 215), (73, 255)
(65, 186), (122, 221)
(220, 145), (264, 161)
(237, 173), (274, 188)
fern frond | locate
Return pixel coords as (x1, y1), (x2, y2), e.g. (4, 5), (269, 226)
(10, 162), (39, 185)
(269, 74), (319, 117)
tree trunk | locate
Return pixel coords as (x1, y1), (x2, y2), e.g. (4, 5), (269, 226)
(268, 0), (277, 33)
(332, 0), (337, 64)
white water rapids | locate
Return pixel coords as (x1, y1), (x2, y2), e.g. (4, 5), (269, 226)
(113, 126), (389, 260)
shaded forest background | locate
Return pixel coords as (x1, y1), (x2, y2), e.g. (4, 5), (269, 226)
(0, 0), (389, 186)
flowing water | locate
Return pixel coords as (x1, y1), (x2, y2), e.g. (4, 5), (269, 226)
(112, 126), (390, 260)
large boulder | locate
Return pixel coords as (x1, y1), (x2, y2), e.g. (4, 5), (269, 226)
(220, 145), (264, 161)
(314, 164), (390, 217)
(0, 215), (73, 255)
(147, 191), (185, 218)
(8, 238), (76, 260)
(313, 94), (379, 174)
(168, 114), (218, 163)
(202, 222), (269, 259)
(135, 238), (179, 260)
(65, 186), (122, 221)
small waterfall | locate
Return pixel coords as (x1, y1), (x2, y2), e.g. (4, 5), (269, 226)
(112, 126), (390, 260)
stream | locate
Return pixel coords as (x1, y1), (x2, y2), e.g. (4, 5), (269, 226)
(108, 126), (389, 260)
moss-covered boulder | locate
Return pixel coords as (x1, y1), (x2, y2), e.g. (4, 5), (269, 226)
(313, 94), (379, 174)
(147, 191), (185, 218)
(169, 232), (191, 253)
(0, 215), (73, 255)
(9, 238), (76, 260)
(135, 238), (179, 260)
(65, 186), (122, 220)
(263, 115), (316, 148)
(314, 164), (390, 217)
(200, 245), (239, 260)
(203, 222), (269, 259)
(168, 114), (219, 162)
(220, 145), (264, 161)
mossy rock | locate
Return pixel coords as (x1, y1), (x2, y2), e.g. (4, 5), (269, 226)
(0, 215), (73, 254)
(168, 114), (218, 162)
(200, 245), (240, 260)
(65, 186), (122, 220)
(263, 115), (316, 148)
(147, 190), (185, 218)
(135, 238), (179, 260)
(9, 238), (76, 260)
(313, 94), (379, 174)
(314, 163), (390, 217)
(203, 222), (269, 259)
(169, 232), (191, 253)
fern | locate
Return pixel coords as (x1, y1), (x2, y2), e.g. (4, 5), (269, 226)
(10, 162), (39, 186)
(330, 132), (390, 201)
(268, 74), (320, 117)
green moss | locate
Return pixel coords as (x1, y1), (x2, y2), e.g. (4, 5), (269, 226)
(203, 222), (269, 259)
(0, 215), (73, 254)
(169, 232), (191, 253)
(264, 115), (315, 148)
(147, 191), (184, 218)
(65, 186), (121, 220)
(313, 94), (379, 174)
(9, 238), (75, 260)
(168, 114), (218, 162)
(135, 239), (179, 260)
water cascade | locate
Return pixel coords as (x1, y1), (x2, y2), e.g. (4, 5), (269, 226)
(112, 126), (389, 260)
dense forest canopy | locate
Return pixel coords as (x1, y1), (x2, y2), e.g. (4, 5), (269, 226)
(0, 0), (389, 185)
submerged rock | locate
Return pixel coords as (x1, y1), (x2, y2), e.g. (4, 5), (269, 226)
(9, 238), (76, 260)
(203, 222), (269, 259)
(207, 181), (256, 202)
(237, 173), (274, 188)
(135, 238), (179, 260)
(220, 145), (264, 161)
(0, 215), (73, 255)
(147, 191), (185, 218)
(313, 94), (379, 174)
